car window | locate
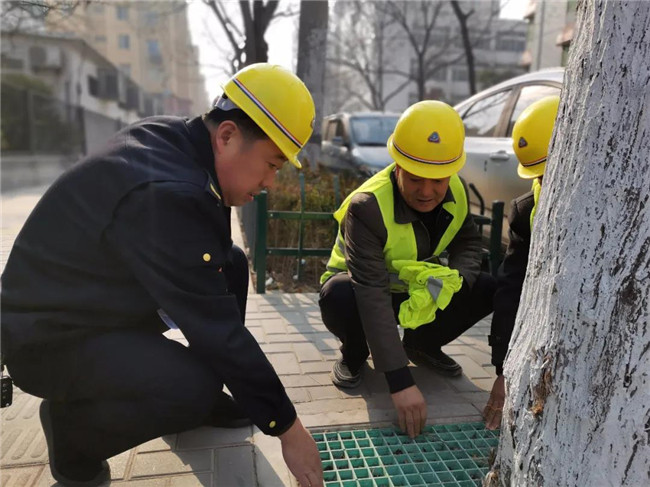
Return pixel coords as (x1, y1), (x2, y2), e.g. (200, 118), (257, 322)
(350, 116), (398, 146)
(334, 120), (345, 138)
(324, 120), (344, 141)
(507, 84), (562, 136)
(462, 90), (512, 137)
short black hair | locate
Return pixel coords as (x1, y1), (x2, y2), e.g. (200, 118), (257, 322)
(203, 96), (268, 143)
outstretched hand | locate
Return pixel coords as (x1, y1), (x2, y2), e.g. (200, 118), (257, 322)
(280, 417), (323, 487)
(391, 385), (427, 438)
(483, 375), (505, 430)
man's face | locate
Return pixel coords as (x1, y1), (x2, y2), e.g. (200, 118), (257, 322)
(395, 165), (450, 213)
(214, 122), (286, 207)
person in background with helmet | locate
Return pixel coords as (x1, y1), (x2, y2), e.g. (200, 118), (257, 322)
(484, 95), (561, 430)
(319, 101), (496, 438)
(0, 64), (323, 487)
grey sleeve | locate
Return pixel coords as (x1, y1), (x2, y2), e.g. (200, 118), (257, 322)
(344, 193), (410, 373)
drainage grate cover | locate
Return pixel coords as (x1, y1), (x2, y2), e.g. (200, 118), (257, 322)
(313, 422), (498, 487)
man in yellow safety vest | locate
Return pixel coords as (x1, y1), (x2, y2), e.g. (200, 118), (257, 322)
(319, 101), (497, 438)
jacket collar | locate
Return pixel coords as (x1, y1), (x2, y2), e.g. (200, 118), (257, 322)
(186, 116), (223, 200)
(390, 169), (456, 224)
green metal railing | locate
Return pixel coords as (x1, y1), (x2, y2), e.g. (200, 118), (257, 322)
(253, 173), (341, 294)
(253, 174), (504, 294)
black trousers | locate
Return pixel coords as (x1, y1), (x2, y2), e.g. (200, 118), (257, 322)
(7, 245), (249, 462)
(319, 272), (496, 372)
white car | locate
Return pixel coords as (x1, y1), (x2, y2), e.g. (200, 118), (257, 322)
(455, 68), (564, 220)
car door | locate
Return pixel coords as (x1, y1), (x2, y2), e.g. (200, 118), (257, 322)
(458, 89), (516, 216)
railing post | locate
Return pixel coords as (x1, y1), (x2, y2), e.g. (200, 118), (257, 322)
(297, 173), (306, 281)
(489, 201), (504, 276)
(255, 191), (268, 294)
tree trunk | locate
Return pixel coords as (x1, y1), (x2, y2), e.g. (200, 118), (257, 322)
(296, 0), (328, 169)
(450, 1), (476, 95)
(488, 1), (650, 485)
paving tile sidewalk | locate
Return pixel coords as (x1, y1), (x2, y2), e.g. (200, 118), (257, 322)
(1, 188), (497, 486)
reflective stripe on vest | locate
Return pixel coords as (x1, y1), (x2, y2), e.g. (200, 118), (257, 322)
(320, 163), (468, 291)
(530, 177), (541, 231)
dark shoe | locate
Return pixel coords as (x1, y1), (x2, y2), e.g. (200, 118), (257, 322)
(331, 358), (362, 388)
(404, 345), (462, 377)
(204, 391), (253, 428)
(40, 400), (111, 486)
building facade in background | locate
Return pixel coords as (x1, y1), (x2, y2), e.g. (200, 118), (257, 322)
(0, 1), (207, 191)
(521, 0), (576, 70)
(46, 0), (207, 116)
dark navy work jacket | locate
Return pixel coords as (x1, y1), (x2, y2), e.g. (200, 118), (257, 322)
(1, 116), (295, 435)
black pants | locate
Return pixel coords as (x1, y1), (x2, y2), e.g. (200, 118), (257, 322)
(319, 272), (496, 372)
(7, 245), (249, 462)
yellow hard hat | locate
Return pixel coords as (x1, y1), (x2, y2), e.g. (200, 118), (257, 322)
(222, 63), (315, 169)
(512, 95), (560, 179)
(387, 101), (466, 179)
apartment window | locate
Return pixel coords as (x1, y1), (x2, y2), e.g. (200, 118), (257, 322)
(91, 4), (104, 14)
(496, 33), (526, 52)
(118, 35), (130, 49)
(116, 6), (129, 20)
(431, 67), (447, 82)
(94, 35), (106, 43)
(147, 40), (161, 57)
(87, 75), (99, 97)
(452, 68), (468, 81)
(431, 27), (450, 46)
(147, 40), (162, 64)
(119, 64), (131, 77)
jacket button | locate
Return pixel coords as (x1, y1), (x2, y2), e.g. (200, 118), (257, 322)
(203, 253), (211, 262)
(269, 420), (276, 428)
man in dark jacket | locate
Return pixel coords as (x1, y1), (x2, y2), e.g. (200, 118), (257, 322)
(484, 95), (560, 429)
(319, 101), (496, 438)
(1, 64), (324, 487)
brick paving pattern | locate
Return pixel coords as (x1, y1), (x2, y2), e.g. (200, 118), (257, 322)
(1, 188), (497, 486)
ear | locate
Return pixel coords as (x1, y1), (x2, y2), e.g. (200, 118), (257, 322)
(214, 120), (239, 153)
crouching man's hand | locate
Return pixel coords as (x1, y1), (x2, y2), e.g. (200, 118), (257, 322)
(391, 385), (427, 438)
(280, 417), (323, 487)
(483, 375), (505, 430)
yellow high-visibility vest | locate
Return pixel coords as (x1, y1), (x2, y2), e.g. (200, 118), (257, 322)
(530, 177), (542, 231)
(320, 163), (468, 292)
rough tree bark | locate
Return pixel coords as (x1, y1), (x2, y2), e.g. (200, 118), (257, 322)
(488, 1), (650, 485)
(296, 0), (328, 169)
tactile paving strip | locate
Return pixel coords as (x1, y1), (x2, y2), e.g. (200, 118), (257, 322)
(313, 422), (498, 487)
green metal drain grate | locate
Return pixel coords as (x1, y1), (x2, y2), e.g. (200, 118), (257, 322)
(313, 422), (498, 487)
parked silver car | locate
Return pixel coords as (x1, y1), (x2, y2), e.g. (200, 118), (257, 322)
(320, 112), (400, 176)
(454, 68), (564, 220)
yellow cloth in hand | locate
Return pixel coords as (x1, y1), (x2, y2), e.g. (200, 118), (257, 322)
(392, 259), (463, 329)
